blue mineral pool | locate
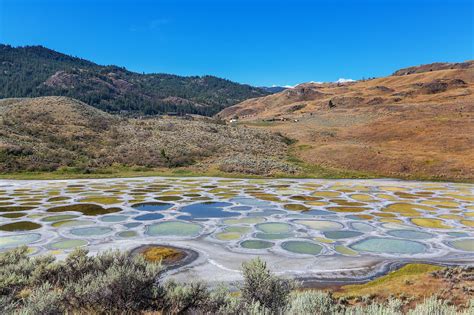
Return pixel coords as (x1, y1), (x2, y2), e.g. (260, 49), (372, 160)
(134, 213), (165, 221)
(131, 202), (173, 212)
(178, 201), (239, 219)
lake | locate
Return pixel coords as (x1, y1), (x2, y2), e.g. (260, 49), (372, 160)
(0, 177), (472, 283)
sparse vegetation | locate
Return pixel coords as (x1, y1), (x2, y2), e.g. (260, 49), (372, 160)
(0, 248), (472, 314)
(0, 97), (297, 176)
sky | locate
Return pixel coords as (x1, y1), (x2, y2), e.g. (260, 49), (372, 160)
(0, 0), (472, 87)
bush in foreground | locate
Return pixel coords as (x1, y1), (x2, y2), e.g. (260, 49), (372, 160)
(0, 247), (473, 314)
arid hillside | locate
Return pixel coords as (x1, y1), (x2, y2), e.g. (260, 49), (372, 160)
(217, 61), (474, 181)
(0, 97), (295, 175)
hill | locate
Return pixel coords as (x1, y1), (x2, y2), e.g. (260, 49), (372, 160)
(0, 96), (295, 175)
(217, 61), (474, 181)
(0, 45), (269, 116)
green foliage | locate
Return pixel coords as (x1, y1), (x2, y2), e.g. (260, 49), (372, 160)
(0, 247), (161, 314)
(406, 296), (462, 315)
(287, 290), (335, 314)
(0, 249), (471, 314)
(0, 44), (269, 116)
(241, 257), (295, 313)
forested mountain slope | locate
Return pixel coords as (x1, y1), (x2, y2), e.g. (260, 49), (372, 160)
(0, 45), (269, 116)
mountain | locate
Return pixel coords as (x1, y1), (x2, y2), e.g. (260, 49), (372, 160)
(0, 96), (295, 175)
(0, 45), (270, 116)
(217, 61), (474, 181)
(260, 86), (288, 93)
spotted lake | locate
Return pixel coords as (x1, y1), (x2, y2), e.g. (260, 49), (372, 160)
(0, 177), (472, 283)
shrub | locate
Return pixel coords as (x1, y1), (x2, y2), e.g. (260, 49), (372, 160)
(407, 296), (459, 315)
(1, 248), (472, 315)
(287, 290), (335, 314)
(160, 280), (210, 314)
(241, 257), (295, 313)
(0, 247), (161, 314)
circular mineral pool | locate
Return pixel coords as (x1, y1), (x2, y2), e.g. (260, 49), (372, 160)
(255, 232), (294, 240)
(447, 239), (474, 252)
(349, 222), (376, 232)
(0, 233), (41, 249)
(0, 221), (42, 231)
(215, 232), (241, 240)
(117, 231), (137, 238)
(99, 215), (129, 222)
(256, 222), (292, 234)
(446, 232), (470, 237)
(179, 202), (238, 219)
(230, 206), (252, 211)
(304, 210), (334, 216)
(294, 220), (344, 231)
(323, 230), (363, 239)
(386, 229), (435, 240)
(51, 220), (94, 228)
(155, 196), (182, 201)
(350, 237), (427, 254)
(281, 241), (322, 255)
(131, 202), (173, 212)
(146, 221), (202, 237)
(134, 213), (165, 221)
(41, 215), (79, 222)
(240, 240), (273, 249)
(49, 239), (88, 250)
(123, 222), (142, 228)
(70, 226), (113, 237)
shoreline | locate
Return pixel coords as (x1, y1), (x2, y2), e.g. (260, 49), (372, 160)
(127, 243), (473, 289)
(1, 173), (472, 184)
(0, 166), (471, 183)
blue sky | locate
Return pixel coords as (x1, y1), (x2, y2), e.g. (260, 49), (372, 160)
(0, 0), (472, 86)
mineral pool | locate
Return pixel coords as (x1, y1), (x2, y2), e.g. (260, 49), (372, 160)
(0, 177), (472, 281)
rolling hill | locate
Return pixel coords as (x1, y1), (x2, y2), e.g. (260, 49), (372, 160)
(0, 45), (269, 116)
(217, 61), (474, 181)
(0, 96), (295, 175)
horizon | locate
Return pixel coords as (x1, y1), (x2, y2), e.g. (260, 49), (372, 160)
(0, 0), (473, 86)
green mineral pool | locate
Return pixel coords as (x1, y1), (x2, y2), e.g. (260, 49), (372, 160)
(240, 239), (273, 249)
(0, 233), (41, 249)
(350, 237), (427, 254)
(281, 240), (323, 255)
(49, 239), (88, 250)
(448, 239), (474, 252)
(146, 221), (202, 237)
(256, 222), (292, 234)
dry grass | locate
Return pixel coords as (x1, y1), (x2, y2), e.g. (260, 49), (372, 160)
(218, 62), (474, 181)
(0, 96), (297, 176)
(335, 264), (474, 310)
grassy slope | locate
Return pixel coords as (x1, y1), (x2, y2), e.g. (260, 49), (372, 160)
(336, 264), (442, 298)
(219, 62), (474, 182)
